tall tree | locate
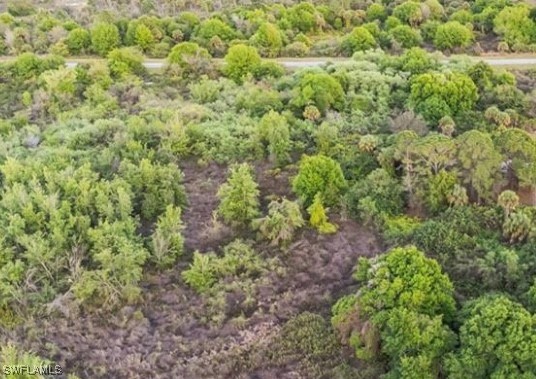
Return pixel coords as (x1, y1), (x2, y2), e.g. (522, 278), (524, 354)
(456, 130), (501, 202)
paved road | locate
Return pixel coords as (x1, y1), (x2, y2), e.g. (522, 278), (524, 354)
(64, 56), (536, 70)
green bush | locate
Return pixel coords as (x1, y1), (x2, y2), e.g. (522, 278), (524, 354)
(434, 21), (474, 50)
(151, 205), (184, 268)
(251, 22), (283, 57)
(91, 22), (121, 56)
(217, 163), (260, 227)
(107, 47), (146, 78)
(224, 44), (261, 83)
(342, 26), (377, 55)
(182, 252), (216, 292)
(66, 28), (91, 55)
(292, 154), (347, 207)
(292, 72), (344, 115)
(254, 198), (304, 246)
(389, 25), (422, 48)
(167, 41), (211, 77)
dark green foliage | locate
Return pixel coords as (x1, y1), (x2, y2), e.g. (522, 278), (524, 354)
(346, 168), (405, 221)
(273, 312), (344, 377)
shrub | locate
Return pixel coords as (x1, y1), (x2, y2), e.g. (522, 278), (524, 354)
(224, 44), (261, 83)
(434, 21), (474, 50)
(254, 198), (304, 246)
(182, 252), (216, 292)
(258, 110), (291, 165)
(283, 41), (310, 57)
(107, 47), (146, 78)
(194, 18), (236, 43)
(292, 72), (344, 115)
(151, 205), (184, 268)
(90, 22), (120, 56)
(217, 163), (260, 227)
(66, 28), (91, 55)
(251, 22), (283, 57)
(293, 154), (347, 207)
(389, 25), (422, 48)
(308, 193), (337, 234)
(167, 42), (211, 77)
(342, 26), (377, 55)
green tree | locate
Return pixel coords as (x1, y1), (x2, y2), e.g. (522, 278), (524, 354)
(224, 44), (261, 84)
(446, 296), (536, 378)
(217, 163), (260, 227)
(194, 18), (236, 43)
(366, 4), (387, 22)
(334, 246), (456, 377)
(134, 23), (155, 52)
(495, 128), (536, 204)
(258, 110), (291, 165)
(107, 47), (145, 78)
(342, 26), (377, 55)
(167, 42), (211, 77)
(355, 246), (456, 319)
(434, 21), (474, 50)
(393, 1), (424, 26)
(292, 155), (347, 207)
(90, 22), (120, 56)
(494, 4), (536, 46)
(456, 130), (501, 202)
(251, 22), (283, 57)
(292, 72), (344, 115)
(410, 72), (478, 123)
(65, 28), (90, 55)
(390, 25), (423, 48)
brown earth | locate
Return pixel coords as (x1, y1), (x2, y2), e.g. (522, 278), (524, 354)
(4, 160), (382, 379)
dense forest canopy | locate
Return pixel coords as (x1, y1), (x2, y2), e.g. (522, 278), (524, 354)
(1, 0), (536, 58)
(0, 1), (536, 379)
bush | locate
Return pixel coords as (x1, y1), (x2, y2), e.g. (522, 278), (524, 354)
(194, 18), (236, 43)
(107, 47), (145, 78)
(182, 252), (216, 292)
(224, 44), (261, 83)
(66, 28), (91, 55)
(258, 110), (291, 165)
(292, 72), (344, 115)
(292, 154), (347, 207)
(167, 42), (211, 77)
(389, 25), (422, 48)
(254, 198), (304, 246)
(434, 21), (474, 50)
(283, 41), (310, 57)
(91, 22), (121, 56)
(151, 205), (184, 268)
(217, 163), (260, 227)
(308, 193), (337, 234)
(251, 22), (283, 57)
(342, 26), (376, 55)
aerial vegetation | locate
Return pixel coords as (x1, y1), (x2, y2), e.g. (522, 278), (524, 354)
(0, 0), (536, 378)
